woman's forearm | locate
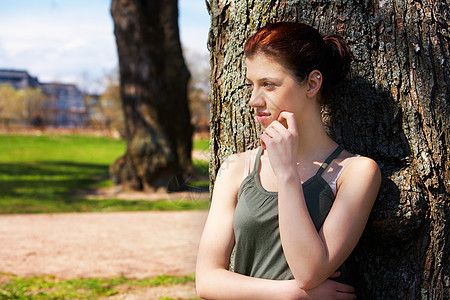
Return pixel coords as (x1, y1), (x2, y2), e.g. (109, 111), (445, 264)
(196, 268), (302, 300)
(277, 159), (380, 291)
(277, 170), (329, 289)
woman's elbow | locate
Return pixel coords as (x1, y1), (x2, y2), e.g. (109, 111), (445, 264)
(296, 281), (314, 291)
(196, 284), (206, 299)
(196, 283), (214, 299)
(195, 272), (210, 299)
(196, 283), (206, 299)
(295, 274), (322, 291)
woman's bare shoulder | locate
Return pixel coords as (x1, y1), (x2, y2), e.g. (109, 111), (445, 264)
(216, 148), (259, 177)
(211, 150), (258, 207)
(217, 152), (244, 176)
(348, 155), (380, 174)
(337, 155), (381, 201)
(337, 149), (379, 174)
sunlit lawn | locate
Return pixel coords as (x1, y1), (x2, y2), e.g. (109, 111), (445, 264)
(0, 272), (200, 300)
(0, 134), (210, 214)
(193, 138), (209, 153)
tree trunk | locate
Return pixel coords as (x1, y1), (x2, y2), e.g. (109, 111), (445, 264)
(207, 0), (449, 298)
(110, 0), (193, 191)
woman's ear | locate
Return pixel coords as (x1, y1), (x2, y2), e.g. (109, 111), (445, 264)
(305, 70), (322, 98)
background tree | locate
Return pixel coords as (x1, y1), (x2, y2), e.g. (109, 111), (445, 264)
(184, 48), (210, 135)
(97, 68), (124, 133)
(21, 87), (49, 126)
(0, 84), (22, 128)
(207, 0), (448, 298)
(0, 84), (48, 129)
(110, 0), (193, 191)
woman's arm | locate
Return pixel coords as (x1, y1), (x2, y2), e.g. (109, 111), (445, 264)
(195, 152), (358, 299)
(196, 153), (295, 299)
(261, 112), (381, 290)
(277, 156), (380, 290)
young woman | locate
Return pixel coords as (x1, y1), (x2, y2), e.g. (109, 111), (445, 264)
(196, 22), (381, 299)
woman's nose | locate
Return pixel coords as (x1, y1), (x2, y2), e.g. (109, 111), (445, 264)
(248, 88), (265, 107)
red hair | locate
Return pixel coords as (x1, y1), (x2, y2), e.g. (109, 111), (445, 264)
(244, 22), (353, 100)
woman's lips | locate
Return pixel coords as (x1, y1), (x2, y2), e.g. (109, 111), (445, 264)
(256, 113), (270, 124)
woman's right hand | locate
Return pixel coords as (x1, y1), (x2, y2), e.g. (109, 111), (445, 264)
(287, 272), (356, 300)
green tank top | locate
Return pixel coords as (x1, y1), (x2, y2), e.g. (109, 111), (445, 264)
(233, 145), (345, 280)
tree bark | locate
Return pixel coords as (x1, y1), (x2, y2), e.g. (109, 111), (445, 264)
(207, 0), (449, 298)
(110, 0), (193, 191)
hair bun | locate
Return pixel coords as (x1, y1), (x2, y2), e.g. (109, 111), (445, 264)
(322, 34), (353, 87)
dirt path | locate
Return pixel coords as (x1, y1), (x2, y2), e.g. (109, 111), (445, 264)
(0, 210), (208, 299)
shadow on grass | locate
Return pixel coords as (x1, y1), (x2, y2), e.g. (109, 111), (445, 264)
(0, 161), (108, 177)
(0, 161), (209, 214)
(0, 161), (107, 213)
(0, 161), (108, 199)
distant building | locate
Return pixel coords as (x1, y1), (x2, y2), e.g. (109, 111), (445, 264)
(84, 93), (101, 124)
(41, 83), (86, 127)
(0, 69), (40, 89)
(0, 68), (88, 128)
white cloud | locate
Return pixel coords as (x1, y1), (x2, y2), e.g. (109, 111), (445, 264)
(61, 38), (88, 51)
(0, 0), (208, 92)
(180, 26), (209, 55)
(178, 0), (210, 55)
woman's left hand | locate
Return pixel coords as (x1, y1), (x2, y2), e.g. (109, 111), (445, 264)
(260, 111), (299, 178)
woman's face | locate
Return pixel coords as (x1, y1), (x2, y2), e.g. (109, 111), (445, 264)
(245, 54), (308, 129)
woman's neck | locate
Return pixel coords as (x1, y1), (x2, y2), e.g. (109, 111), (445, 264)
(295, 113), (337, 161)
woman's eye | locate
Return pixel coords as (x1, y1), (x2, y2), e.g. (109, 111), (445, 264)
(245, 83), (254, 91)
(263, 82), (275, 88)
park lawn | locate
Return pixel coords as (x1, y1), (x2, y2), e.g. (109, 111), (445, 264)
(0, 272), (200, 300)
(0, 134), (209, 214)
(193, 138), (209, 153)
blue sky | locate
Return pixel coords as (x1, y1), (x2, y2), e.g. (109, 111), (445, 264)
(0, 0), (210, 92)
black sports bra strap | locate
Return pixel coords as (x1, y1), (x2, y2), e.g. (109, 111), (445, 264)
(252, 145), (344, 176)
(316, 145), (345, 176)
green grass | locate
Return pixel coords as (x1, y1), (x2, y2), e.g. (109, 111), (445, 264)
(0, 134), (124, 163)
(193, 138), (209, 152)
(0, 272), (200, 300)
(192, 159), (209, 176)
(193, 138), (209, 176)
(0, 134), (209, 214)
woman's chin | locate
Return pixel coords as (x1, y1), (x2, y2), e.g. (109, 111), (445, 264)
(256, 116), (272, 128)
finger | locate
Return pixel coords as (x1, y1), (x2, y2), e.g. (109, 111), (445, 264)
(277, 113), (289, 129)
(335, 282), (355, 293)
(261, 139), (266, 150)
(263, 126), (275, 138)
(336, 291), (357, 300)
(278, 111), (297, 132)
(268, 121), (297, 143)
(268, 120), (288, 134)
(263, 125), (282, 140)
(329, 271), (341, 278)
(260, 133), (268, 150)
(261, 130), (280, 146)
